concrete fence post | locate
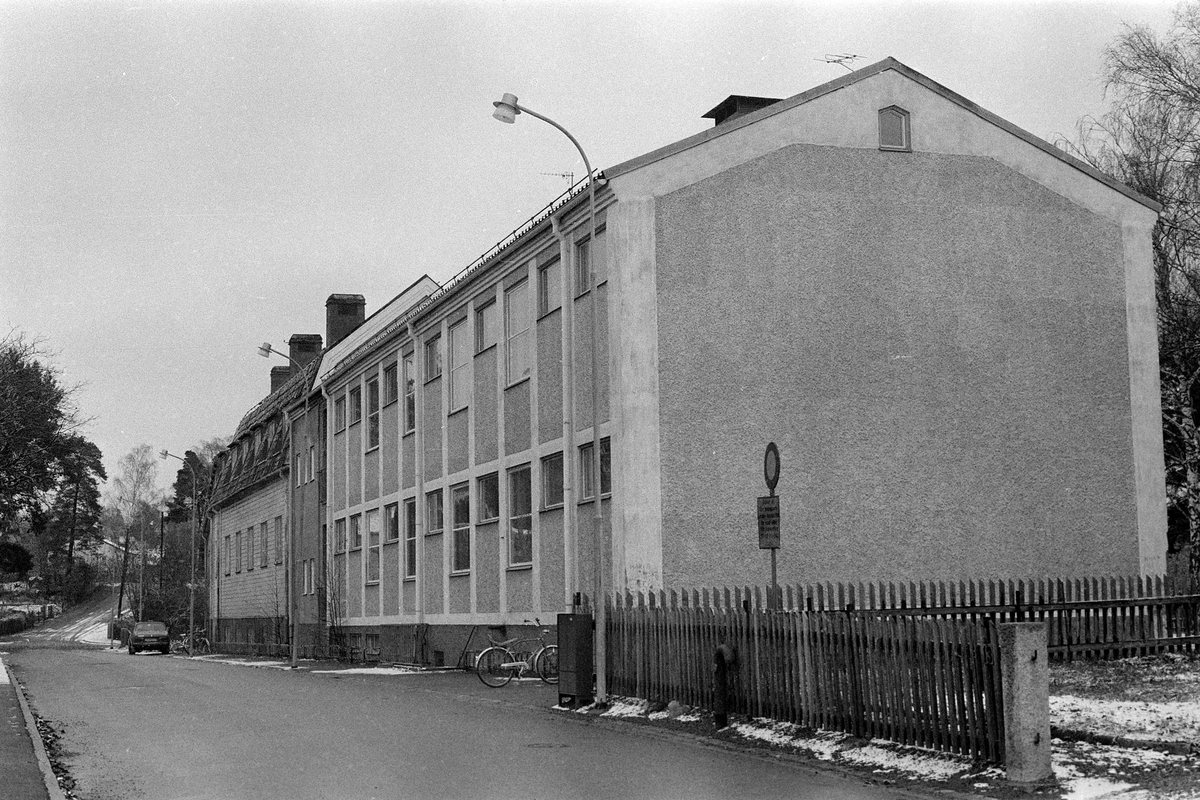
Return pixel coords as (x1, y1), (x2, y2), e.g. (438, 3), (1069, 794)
(999, 621), (1052, 785)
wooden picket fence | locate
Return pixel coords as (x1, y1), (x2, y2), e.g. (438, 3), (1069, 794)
(604, 574), (1200, 765)
(777, 574), (1200, 660)
(606, 587), (1005, 763)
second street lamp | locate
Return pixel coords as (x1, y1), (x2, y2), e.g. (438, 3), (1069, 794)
(492, 93), (607, 704)
(159, 449), (198, 658)
(259, 341), (304, 669)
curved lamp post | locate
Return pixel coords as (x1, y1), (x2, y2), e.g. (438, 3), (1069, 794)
(492, 94), (606, 704)
(259, 342), (303, 669)
(159, 449), (198, 658)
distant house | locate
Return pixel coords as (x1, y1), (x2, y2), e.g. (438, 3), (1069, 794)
(214, 57), (1167, 665)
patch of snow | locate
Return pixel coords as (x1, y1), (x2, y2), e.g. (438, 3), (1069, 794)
(838, 742), (968, 780)
(311, 666), (423, 676)
(600, 700), (649, 719)
(1053, 695), (1200, 743)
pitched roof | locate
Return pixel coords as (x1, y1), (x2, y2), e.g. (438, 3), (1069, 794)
(606, 57), (1160, 213)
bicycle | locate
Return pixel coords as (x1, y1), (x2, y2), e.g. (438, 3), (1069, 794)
(475, 620), (558, 687)
(172, 630), (211, 656)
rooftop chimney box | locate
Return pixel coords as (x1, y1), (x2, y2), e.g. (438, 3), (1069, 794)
(270, 366), (292, 394)
(288, 333), (323, 369)
(702, 95), (784, 127)
(326, 294), (366, 347)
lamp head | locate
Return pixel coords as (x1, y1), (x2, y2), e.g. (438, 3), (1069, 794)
(159, 449), (169, 460)
(257, 342), (272, 358)
(492, 93), (520, 124)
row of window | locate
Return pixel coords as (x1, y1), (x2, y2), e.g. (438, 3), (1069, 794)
(329, 230), (607, 442)
(223, 517), (284, 576)
(331, 439), (611, 582)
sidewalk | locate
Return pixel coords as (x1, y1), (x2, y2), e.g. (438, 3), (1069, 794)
(0, 654), (57, 800)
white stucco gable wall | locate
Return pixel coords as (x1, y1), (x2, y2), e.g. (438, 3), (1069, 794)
(606, 59), (1166, 585)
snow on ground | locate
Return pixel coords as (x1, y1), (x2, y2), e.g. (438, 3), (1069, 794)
(311, 666), (425, 676)
(77, 621), (114, 645)
(1053, 695), (1200, 744)
(1053, 739), (1196, 799)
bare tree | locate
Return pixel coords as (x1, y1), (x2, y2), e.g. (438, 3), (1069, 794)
(107, 445), (161, 617)
(1063, 4), (1200, 580)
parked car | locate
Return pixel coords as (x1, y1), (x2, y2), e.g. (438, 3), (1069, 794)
(128, 621), (170, 655)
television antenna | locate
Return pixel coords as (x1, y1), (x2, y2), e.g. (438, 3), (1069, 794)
(816, 53), (862, 72)
(540, 171), (575, 186)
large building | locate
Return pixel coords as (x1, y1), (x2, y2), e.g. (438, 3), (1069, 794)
(207, 58), (1167, 664)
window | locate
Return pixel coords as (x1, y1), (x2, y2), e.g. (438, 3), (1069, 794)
(475, 299), (500, 353)
(404, 499), (417, 579)
(505, 279), (532, 383)
(509, 466), (533, 566)
(304, 560), (313, 595)
(403, 354), (416, 433)
(425, 336), (442, 380)
(366, 509), (380, 584)
(351, 513), (362, 549)
(385, 502), (399, 541)
(542, 453), (564, 509)
(580, 437), (612, 500)
(451, 483), (470, 572)
(367, 376), (380, 449)
(235, 531), (243, 572)
(878, 105), (911, 151)
(349, 385), (363, 425)
(224, 536), (231, 575)
(334, 395), (346, 431)
(334, 518), (347, 553)
(309, 444), (316, 484)
(274, 516), (283, 564)
(295, 452), (303, 488)
(426, 489), (443, 534)
(477, 473), (499, 522)
(538, 257), (562, 316)
(260, 522), (268, 568)
(574, 229), (607, 294)
(448, 320), (471, 410)
(246, 528), (254, 571)
(384, 363), (398, 406)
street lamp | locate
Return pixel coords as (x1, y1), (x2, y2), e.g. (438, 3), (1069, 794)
(260, 341), (304, 669)
(159, 449), (198, 658)
(492, 93), (607, 704)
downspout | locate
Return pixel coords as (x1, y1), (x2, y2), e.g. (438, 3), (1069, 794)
(408, 322), (426, 628)
(551, 211), (578, 607)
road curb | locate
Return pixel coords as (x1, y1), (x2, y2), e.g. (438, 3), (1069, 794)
(4, 661), (68, 800)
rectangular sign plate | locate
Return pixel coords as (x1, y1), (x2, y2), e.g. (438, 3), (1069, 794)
(757, 495), (780, 549)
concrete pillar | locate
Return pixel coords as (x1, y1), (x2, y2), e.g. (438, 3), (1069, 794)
(999, 621), (1052, 784)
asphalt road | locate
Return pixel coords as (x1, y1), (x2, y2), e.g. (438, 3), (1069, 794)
(0, 643), (913, 800)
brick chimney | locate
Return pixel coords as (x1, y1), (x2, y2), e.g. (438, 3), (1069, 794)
(270, 366), (292, 394)
(326, 294), (366, 347)
(288, 333), (323, 369)
(701, 95), (783, 127)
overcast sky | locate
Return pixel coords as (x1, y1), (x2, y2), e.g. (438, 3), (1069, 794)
(0, 0), (1177, 497)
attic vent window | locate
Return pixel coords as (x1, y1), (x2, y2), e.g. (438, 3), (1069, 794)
(878, 106), (911, 152)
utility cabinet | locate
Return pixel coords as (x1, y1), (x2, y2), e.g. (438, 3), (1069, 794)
(556, 613), (594, 708)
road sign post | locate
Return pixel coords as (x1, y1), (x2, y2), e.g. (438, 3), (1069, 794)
(759, 443), (781, 609)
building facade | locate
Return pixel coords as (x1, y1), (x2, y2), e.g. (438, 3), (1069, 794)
(211, 57), (1168, 665)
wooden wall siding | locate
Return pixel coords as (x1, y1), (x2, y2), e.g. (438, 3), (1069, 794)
(606, 587), (1004, 763)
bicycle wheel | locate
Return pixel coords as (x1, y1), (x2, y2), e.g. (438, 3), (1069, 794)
(535, 644), (559, 684)
(476, 647), (515, 687)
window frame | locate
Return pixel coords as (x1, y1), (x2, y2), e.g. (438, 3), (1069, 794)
(508, 465), (533, 567)
(385, 502), (400, 542)
(259, 521), (268, 568)
(541, 452), (564, 510)
(334, 518), (347, 553)
(384, 363), (399, 406)
(878, 105), (912, 152)
(448, 319), (471, 411)
(224, 535), (231, 576)
(538, 256), (562, 317)
(235, 531), (243, 573)
(404, 498), (417, 579)
(366, 508), (381, 584)
(350, 513), (362, 550)
(334, 394), (346, 431)
(504, 278), (532, 385)
(477, 472), (500, 523)
(475, 298), (500, 354)
(366, 375), (381, 450)
(403, 354), (416, 434)
(349, 385), (363, 426)
(274, 516), (283, 564)
(450, 482), (471, 573)
(424, 336), (442, 382)
(579, 437), (612, 501)
(426, 489), (444, 535)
